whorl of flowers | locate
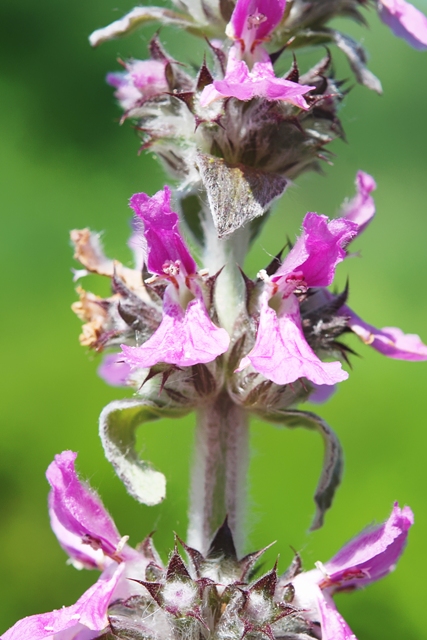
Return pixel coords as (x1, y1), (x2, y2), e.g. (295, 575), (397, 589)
(3, 0), (427, 638)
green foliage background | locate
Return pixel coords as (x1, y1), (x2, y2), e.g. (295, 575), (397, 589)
(1, 1), (426, 637)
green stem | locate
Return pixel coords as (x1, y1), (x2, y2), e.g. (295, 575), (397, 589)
(187, 392), (249, 555)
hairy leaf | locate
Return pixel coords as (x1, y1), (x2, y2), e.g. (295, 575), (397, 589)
(99, 398), (189, 506)
(261, 409), (343, 530)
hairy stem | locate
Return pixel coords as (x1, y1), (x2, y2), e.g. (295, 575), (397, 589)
(202, 209), (250, 335)
(187, 392), (249, 555)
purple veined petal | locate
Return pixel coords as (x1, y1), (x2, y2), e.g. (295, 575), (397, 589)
(325, 502), (414, 590)
(340, 171), (376, 234)
(46, 451), (122, 559)
(49, 503), (107, 570)
(227, 0), (287, 46)
(378, 0), (427, 50)
(2, 567), (123, 640)
(129, 187), (196, 276)
(309, 383), (337, 404)
(343, 306), (427, 361)
(199, 47), (314, 107)
(121, 287), (229, 368)
(275, 213), (357, 287)
(239, 293), (348, 385)
(317, 591), (357, 640)
(98, 353), (132, 387)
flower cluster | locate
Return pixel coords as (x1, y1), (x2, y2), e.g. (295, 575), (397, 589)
(2, 452), (414, 640)
(3, 0), (427, 638)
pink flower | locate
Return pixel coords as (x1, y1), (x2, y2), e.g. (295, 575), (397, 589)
(378, 0), (427, 50)
(107, 59), (168, 114)
(343, 307), (427, 361)
(98, 353), (132, 387)
(340, 170), (376, 234)
(120, 187), (229, 368)
(2, 452), (150, 640)
(284, 503), (414, 640)
(239, 213), (357, 385)
(200, 46), (315, 108)
(200, 0), (315, 107)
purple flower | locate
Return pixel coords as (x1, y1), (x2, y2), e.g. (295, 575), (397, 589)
(200, 0), (315, 107)
(284, 503), (414, 640)
(98, 353), (132, 387)
(344, 306), (427, 361)
(378, 0), (427, 50)
(239, 213), (357, 385)
(227, 0), (287, 49)
(3, 452), (150, 640)
(340, 170), (376, 234)
(107, 59), (168, 114)
(200, 46), (315, 107)
(120, 187), (229, 368)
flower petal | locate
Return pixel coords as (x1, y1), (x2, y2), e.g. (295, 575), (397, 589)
(2, 568), (122, 640)
(98, 353), (131, 387)
(129, 187), (196, 276)
(378, 0), (427, 50)
(46, 451), (122, 559)
(340, 171), (376, 233)
(121, 288), (229, 368)
(317, 591), (357, 640)
(344, 307), (427, 361)
(276, 213), (357, 287)
(49, 505), (107, 570)
(200, 50), (314, 107)
(227, 0), (286, 43)
(240, 294), (348, 385)
(325, 502), (414, 589)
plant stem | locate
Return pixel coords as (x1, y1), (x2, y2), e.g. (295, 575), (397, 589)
(202, 210), (250, 335)
(187, 391), (249, 555)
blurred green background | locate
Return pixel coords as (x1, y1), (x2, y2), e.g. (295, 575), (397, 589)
(1, 0), (426, 637)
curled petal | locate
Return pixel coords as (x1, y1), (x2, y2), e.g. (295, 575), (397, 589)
(378, 0), (427, 49)
(344, 307), (427, 361)
(129, 187), (196, 276)
(227, 0), (286, 43)
(98, 353), (131, 387)
(46, 451), (121, 559)
(325, 502), (414, 589)
(276, 213), (357, 287)
(340, 171), (376, 233)
(121, 288), (229, 368)
(49, 506), (106, 570)
(2, 567), (123, 640)
(240, 294), (348, 386)
(200, 49), (314, 107)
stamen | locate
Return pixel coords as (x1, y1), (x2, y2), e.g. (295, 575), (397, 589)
(247, 10), (267, 30)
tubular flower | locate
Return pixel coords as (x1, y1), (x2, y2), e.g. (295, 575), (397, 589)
(200, 0), (315, 107)
(2, 452), (152, 640)
(239, 212), (357, 386)
(107, 59), (168, 116)
(279, 503), (414, 640)
(120, 187), (230, 369)
(378, 0), (427, 50)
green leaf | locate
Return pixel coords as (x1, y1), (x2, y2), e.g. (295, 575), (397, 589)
(99, 398), (189, 506)
(89, 7), (198, 47)
(261, 409), (343, 530)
